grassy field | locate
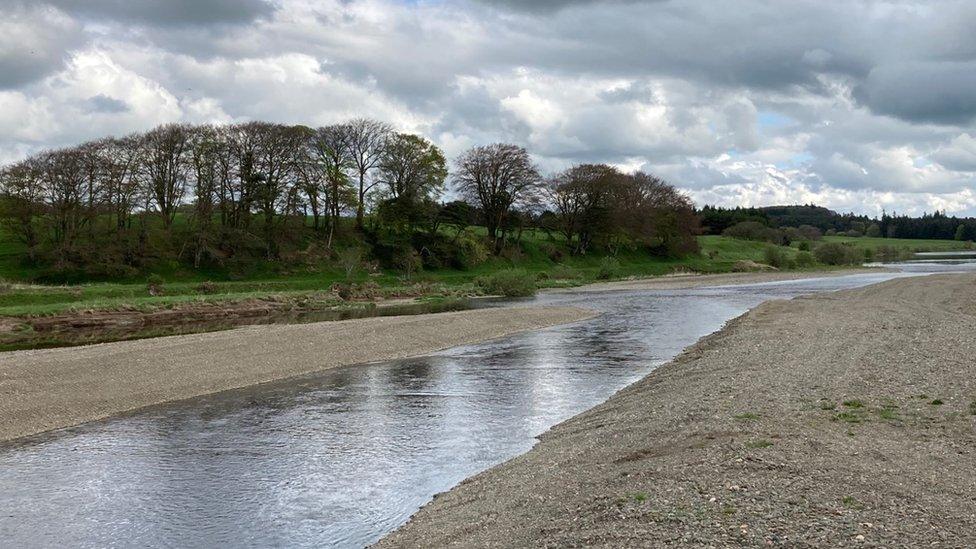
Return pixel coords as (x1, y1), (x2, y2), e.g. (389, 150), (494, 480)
(0, 231), (967, 319)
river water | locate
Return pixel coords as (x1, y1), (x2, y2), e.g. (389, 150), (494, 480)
(1, 262), (973, 548)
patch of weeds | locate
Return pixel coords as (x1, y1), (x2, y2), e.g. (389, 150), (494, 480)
(842, 399), (865, 409)
(819, 400), (837, 411)
(733, 412), (760, 421)
(721, 504), (737, 516)
(842, 496), (864, 510)
(877, 405), (901, 421)
(916, 394), (929, 400)
(833, 411), (865, 424)
(969, 400), (976, 416)
(631, 492), (648, 503)
(930, 398), (944, 406)
(745, 439), (773, 449)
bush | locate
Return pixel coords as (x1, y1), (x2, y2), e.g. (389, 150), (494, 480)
(194, 281), (219, 294)
(762, 246), (794, 269)
(597, 256), (621, 280)
(476, 269), (537, 297)
(722, 221), (785, 244)
(814, 242), (861, 265)
(146, 274), (165, 296)
(551, 265), (582, 280)
(794, 251), (816, 268)
(456, 235), (488, 269)
(797, 240), (811, 252)
(336, 247), (363, 279)
(797, 225), (823, 241)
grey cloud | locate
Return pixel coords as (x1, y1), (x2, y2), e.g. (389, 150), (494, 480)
(32, 0), (275, 26)
(85, 94), (129, 114)
(0, 5), (86, 89)
(856, 62), (976, 125)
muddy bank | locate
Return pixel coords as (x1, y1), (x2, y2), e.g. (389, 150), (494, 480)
(378, 274), (976, 547)
(0, 294), (471, 351)
(0, 306), (596, 442)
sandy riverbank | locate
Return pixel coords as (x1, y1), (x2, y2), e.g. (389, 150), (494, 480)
(378, 274), (976, 547)
(0, 306), (596, 442)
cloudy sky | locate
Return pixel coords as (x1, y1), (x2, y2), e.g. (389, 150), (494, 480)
(2, 0), (975, 216)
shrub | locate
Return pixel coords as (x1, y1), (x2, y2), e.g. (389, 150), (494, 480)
(814, 242), (861, 265)
(476, 269), (537, 297)
(797, 225), (823, 241)
(336, 247), (363, 280)
(395, 248), (422, 280)
(797, 240), (811, 252)
(722, 221), (784, 244)
(194, 281), (219, 295)
(794, 251), (816, 268)
(762, 246), (794, 269)
(597, 256), (621, 280)
(551, 265), (582, 280)
(456, 235), (488, 269)
(146, 274), (164, 296)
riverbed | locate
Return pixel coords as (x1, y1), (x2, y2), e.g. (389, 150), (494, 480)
(1, 263), (971, 548)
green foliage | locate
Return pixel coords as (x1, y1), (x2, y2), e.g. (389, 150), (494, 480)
(336, 247), (363, 279)
(194, 281), (219, 295)
(597, 256), (621, 280)
(476, 269), (537, 297)
(722, 221), (784, 244)
(794, 251), (816, 268)
(745, 439), (773, 449)
(551, 265), (582, 280)
(814, 242), (861, 265)
(762, 246), (794, 269)
(797, 240), (811, 251)
(146, 274), (165, 296)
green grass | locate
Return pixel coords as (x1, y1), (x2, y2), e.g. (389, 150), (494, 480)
(820, 235), (970, 253)
(733, 412), (761, 421)
(745, 439), (773, 449)
(0, 231), (963, 319)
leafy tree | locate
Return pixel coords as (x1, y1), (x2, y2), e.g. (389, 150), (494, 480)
(453, 143), (541, 254)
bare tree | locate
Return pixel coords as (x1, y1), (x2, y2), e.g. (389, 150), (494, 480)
(452, 143), (541, 253)
(311, 124), (355, 247)
(0, 158), (45, 262)
(101, 135), (142, 232)
(140, 123), (191, 229)
(347, 118), (391, 228)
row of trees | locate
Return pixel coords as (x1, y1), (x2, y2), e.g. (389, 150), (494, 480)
(701, 204), (976, 241)
(0, 120), (699, 278)
(1, 119), (421, 269)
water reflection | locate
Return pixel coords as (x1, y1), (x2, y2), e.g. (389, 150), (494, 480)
(0, 266), (971, 548)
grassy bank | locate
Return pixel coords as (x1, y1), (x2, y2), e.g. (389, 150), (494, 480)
(0, 233), (967, 318)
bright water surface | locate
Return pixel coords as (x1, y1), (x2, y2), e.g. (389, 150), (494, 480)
(2, 261), (974, 548)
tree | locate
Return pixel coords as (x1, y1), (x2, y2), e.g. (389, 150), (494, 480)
(140, 123), (191, 229)
(377, 133), (447, 202)
(546, 164), (620, 254)
(311, 124), (356, 247)
(375, 133), (447, 233)
(347, 118), (391, 228)
(453, 143), (541, 254)
(0, 158), (45, 263)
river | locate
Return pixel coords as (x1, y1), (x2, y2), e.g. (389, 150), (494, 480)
(1, 262), (972, 548)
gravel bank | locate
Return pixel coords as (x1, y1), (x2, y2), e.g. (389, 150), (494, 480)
(378, 274), (976, 547)
(0, 306), (596, 442)
(562, 267), (890, 292)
